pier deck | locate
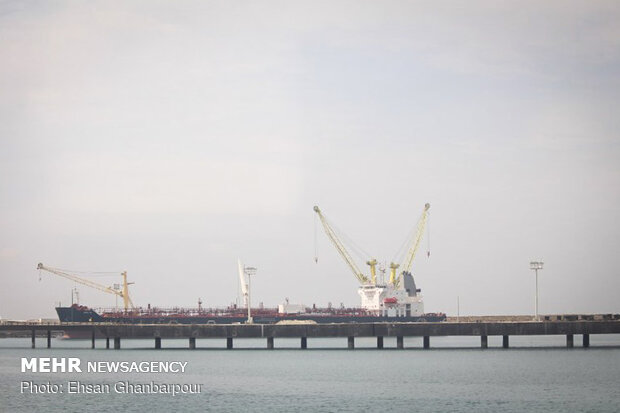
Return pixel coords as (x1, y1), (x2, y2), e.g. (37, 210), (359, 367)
(2, 319), (619, 349)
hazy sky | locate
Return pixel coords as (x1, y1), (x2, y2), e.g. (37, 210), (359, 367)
(1, 1), (619, 319)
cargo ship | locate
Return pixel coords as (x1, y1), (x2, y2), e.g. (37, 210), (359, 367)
(51, 260), (446, 331)
(54, 261), (446, 329)
(48, 260), (446, 331)
(56, 302), (446, 324)
(44, 203), (446, 333)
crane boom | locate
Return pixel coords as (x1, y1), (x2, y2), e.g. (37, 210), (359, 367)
(37, 263), (135, 311)
(313, 206), (370, 284)
(238, 259), (249, 308)
(401, 203), (430, 273)
(390, 203), (430, 287)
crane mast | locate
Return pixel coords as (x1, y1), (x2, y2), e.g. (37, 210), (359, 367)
(238, 259), (249, 307)
(313, 206), (371, 284)
(390, 203), (430, 288)
(366, 259), (378, 284)
(37, 263), (135, 311)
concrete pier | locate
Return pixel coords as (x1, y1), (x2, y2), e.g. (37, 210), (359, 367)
(155, 337), (161, 349)
(267, 337), (274, 349)
(3, 318), (619, 350)
(189, 337), (196, 349)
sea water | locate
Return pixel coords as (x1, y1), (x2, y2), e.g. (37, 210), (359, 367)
(1, 336), (619, 412)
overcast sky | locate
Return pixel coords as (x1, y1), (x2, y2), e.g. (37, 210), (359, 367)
(1, 1), (619, 319)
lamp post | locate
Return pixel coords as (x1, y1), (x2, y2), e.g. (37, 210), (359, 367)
(245, 266), (257, 324)
(530, 261), (544, 321)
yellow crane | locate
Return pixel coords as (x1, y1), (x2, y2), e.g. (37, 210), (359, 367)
(37, 263), (135, 311)
(389, 203), (430, 287)
(313, 206), (373, 285)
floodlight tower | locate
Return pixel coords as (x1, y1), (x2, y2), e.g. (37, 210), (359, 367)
(530, 261), (544, 321)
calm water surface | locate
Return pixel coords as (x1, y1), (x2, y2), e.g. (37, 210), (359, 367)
(1, 336), (619, 412)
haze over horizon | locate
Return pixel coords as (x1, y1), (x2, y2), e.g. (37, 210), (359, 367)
(1, 1), (619, 319)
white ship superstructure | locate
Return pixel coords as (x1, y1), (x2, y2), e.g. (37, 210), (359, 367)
(358, 272), (424, 316)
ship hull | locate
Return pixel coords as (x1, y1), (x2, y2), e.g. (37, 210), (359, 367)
(56, 306), (446, 338)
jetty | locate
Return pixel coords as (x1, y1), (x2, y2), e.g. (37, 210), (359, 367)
(2, 317), (620, 350)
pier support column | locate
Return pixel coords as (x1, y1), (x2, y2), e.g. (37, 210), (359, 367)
(91, 330), (96, 349)
(106, 337), (110, 349)
(583, 334), (590, 348)
(189, 337), (196, 350)
(31, 329), (35, 349)
(267, 337), (274, 350)
(301, 337), (307, 349)
(481, 335), (488, 349)
(155, 337), (161, 349)
(423, 336), (430, 349)
(377, 337), (384, 349)
(397, 336), (404, 349)
(566, 334), (574, 348)
(114, 337), (121, 350)
(226, 337), (233, 350)
(347, 336), (355, 349)
(47, 330), (51, 348)
(502, 335), (509, 349)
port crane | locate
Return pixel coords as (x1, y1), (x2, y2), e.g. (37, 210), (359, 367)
(238, 259), (249, 308)
(313, 203), (430, 288)
(313, 206), (372, 284)
(389, 203), (430, 288)
(36, 263), (135, 311)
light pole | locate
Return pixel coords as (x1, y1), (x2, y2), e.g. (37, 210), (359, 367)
(245, 266), (257, 324)
(530, 261), (544, 321)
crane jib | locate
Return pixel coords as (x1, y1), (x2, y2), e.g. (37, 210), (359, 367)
(313, 203), (430, 288)
(36, 263), (135, 311)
